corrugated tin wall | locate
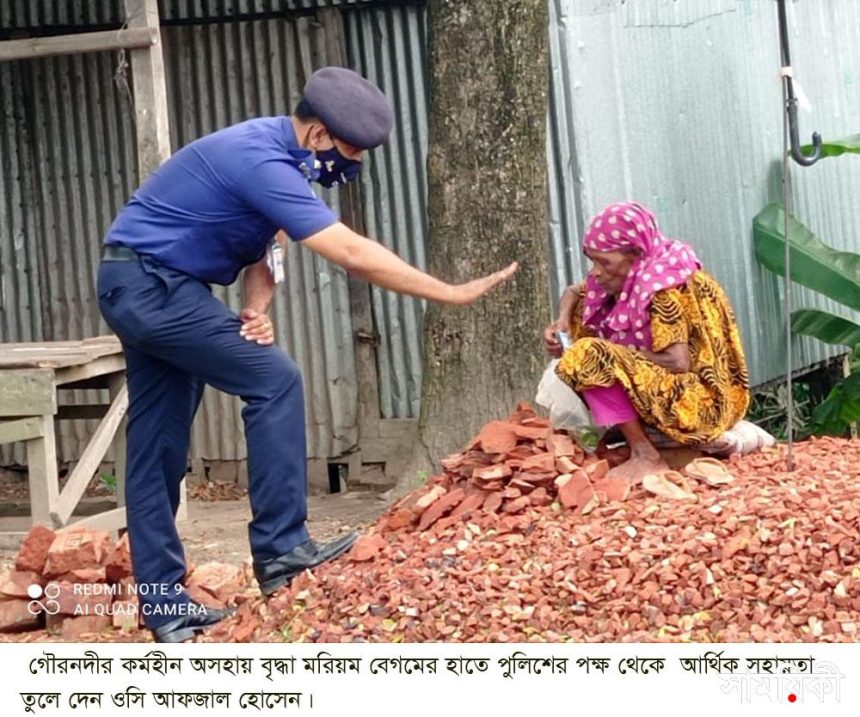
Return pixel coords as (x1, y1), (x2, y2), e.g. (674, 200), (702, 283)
(3, 0), (859, 466)
(0, 9), (360, 462)
(548, 0), (860, 385)
(344, 3), (428, 419)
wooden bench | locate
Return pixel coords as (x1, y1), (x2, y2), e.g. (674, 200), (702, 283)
(0, 337), (129, 545)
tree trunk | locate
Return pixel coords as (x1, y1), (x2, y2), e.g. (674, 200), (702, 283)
(418, 0), (551, 467)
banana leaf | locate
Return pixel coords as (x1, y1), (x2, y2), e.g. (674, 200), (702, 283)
(812, 371), (860, 433)
(801, 133), (860, 159)
(791, 308), (860, 349)
(753, 204), (860, 312)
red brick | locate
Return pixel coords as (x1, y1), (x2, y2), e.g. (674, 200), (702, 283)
(476, 421), (519, 454)
(557, 471), (598, 515)
(450, 493), (485, 519)
(351, 534), (386, 562)
(555, 456), (579, 474)
(43, 526), (111, 578)
(483, 492), (504, 513)
(14, 524), (56, 574)
(0, 600), (41, 633)
(187, 562), (245, 603)
(105, 533), (132, 584)
(385, 508), (416, 531)
(521, 453), (557, 473)
(473, 464), (512, 482)
(60, 614), (112, 640)
(414, 485), (447, 511)
(529, 487), (551, 506)
(0, 570), (43, 600)
(417, 488), (466, 531)
(503, 496), (532, 514)
(584, 459), (610, 483)
(55, 567), (107, 584)
(546, 433), (577, 457)
(509, 403), (539, 422)
(512, 425), (551, 441)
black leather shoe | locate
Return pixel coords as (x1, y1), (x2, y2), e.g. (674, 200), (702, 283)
(150, 599), (236, 643)
(253, 533), (359, 597)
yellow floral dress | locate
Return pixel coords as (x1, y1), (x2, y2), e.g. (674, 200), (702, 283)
(555, 270), (750, 445)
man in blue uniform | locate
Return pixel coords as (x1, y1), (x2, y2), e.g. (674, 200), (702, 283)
(97, 66), (517, 643)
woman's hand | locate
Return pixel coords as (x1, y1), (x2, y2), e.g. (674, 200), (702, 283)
(544, 284), (582, 357)
(543, 319), (567, 358)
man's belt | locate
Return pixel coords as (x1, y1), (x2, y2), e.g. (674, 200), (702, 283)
(102, 244), (139, 262)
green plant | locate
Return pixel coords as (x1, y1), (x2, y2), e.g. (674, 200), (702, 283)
(99, 472), (117, 491)
(753, 204), (860, 435)
(747, 376), (818, 441)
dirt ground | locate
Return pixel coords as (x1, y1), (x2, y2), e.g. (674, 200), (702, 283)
(0, 489), (390, 573)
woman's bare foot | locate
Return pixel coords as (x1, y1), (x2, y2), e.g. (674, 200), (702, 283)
(605, 452), (669, 486)
(604, 417), (668, 486)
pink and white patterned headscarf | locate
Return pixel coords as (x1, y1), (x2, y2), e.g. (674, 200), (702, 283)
(581, 201), (701, 351)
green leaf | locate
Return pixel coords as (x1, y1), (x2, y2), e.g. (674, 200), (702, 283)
(791, 309), (860, 348)
(811, 372), (860, 434)
(838, 372), (860, 423)
(801, 133), (860, 159)
(753, 203), (860, 312)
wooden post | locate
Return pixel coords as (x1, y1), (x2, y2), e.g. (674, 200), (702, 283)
(123, 0), (171, 180)
(108, 375), (128, 509)
(26, 416), (59, 527)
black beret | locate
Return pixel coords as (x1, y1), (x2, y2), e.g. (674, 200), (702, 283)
(302, 66), (394, 150)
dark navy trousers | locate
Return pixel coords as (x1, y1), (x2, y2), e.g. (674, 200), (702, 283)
(97, 254), (309, 628)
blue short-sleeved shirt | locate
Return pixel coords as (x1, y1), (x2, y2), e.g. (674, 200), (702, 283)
(104, 117), (338, 285)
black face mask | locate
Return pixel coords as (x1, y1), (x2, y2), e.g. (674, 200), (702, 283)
(314, 145), (362, 188)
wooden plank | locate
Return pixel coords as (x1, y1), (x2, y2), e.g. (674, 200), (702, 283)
(0, 27), (157, 62)
(109, 375), (127, 510)
(0, 417), (45, 444)
(0, 336), (119, 351)
(0, 370), (56, 417)
(51, 384), (128, 526)
(0, 350), (93, 369)
(0, 532), (28, 551)
(124, 0), (171, 180)
(26, 416), (59, 527)
(70, 507), (127, 532)
(55, 355), (126, 386)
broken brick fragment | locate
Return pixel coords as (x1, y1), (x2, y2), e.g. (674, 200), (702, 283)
(351, 534), (386, 562)
(14, 524), (56, 574)
(417, 488), (466, 531)
(476, 421), (518, 454)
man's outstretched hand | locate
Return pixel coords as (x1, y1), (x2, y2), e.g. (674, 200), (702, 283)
(448, 261), (519, 305)
(240, 308), (275, 345)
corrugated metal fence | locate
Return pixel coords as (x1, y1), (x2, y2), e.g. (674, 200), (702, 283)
(2, 0), (860, 466)
(546, 0), (860, 386)
(0, 6), (362, 463)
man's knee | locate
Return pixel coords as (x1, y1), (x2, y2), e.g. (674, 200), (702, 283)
(261, 350), (303, 401)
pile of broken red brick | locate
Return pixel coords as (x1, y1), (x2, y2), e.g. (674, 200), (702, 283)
(3, 402), (859, 644)
(0, 525), (252, 641)
(207, 404), (860, 644)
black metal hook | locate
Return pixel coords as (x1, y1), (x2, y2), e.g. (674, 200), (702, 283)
(776, 0), (822, 167)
